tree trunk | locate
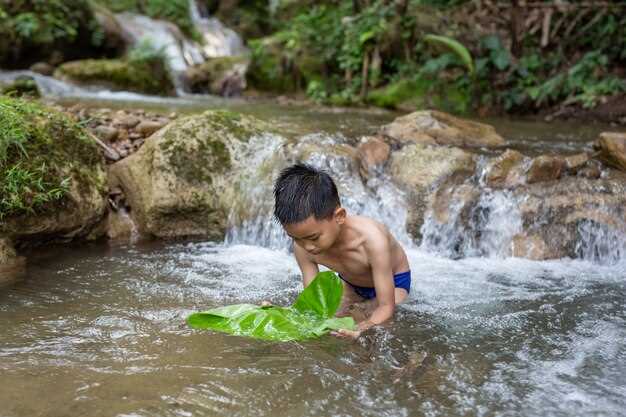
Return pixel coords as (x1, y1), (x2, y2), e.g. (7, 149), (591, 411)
(510, 0), (522, 57)
(360, 51), (371, 101)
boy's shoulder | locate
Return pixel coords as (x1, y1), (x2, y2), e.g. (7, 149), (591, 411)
(348, 215), (389, 244)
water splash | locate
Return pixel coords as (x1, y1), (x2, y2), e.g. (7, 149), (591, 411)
(224, 132), (413, 250)
(420, 186), (522, 259)
(575, 220), (626, 265)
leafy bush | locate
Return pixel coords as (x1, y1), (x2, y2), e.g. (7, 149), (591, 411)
(0, 0), (105, 66)
(95, 0), (195, 35)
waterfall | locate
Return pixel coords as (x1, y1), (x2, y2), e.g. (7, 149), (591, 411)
(225, 132), (413, 251)
(188, 0), (248, 58)
(114, 12), (205, 95)
(420, 187), (523, 258)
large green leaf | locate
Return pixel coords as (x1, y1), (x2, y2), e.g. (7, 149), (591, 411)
(424, 34), (474, 75)
(187, 271), (356, 341)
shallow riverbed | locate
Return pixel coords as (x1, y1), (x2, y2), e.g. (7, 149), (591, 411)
(1, 241), (625, 417)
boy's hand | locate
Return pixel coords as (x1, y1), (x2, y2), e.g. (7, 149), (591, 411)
(331, 328), (362, 339)
(260, 300), (272, 307)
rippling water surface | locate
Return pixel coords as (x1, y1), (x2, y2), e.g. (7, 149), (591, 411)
(1, 241), (625, 417)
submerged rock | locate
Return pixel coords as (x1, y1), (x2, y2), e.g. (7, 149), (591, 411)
(108, 110), (270, 239)
(380, 110), (505, 148)
(594, 132), (626, 172)
(0, 238), (25, 282)
(0, 97), (108, 246)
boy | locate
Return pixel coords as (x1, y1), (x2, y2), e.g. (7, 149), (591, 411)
(273, 163), (411, 338)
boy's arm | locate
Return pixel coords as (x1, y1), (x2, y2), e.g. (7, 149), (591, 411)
(333, 234), (395, 338)
(294, 244), (319, 287)
(360, 236), (396, 330)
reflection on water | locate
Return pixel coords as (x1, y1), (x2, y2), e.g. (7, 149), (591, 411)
(1, 242), (625, 417)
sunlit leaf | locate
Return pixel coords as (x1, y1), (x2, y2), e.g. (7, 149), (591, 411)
(187, 271), (356, 341)
(424, 34), (474, 75)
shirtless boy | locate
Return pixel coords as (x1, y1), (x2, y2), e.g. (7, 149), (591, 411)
(273, 163), (411, 338)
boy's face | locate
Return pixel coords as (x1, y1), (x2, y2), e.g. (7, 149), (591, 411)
(283, 208), (346, 255)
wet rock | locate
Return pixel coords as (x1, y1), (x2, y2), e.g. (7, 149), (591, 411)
(577, 160), (602, 180)
(186, 56), (248, 96)
(483, 149), (527, 188)
(0, 238), (26, 283)
(136, 120), (167, 137)
(29, 62), (55, 76)
(564, 152), (590, 173)
(513, 175), (626, 259)
(357, 136), (390, 178)
(94, 125), (119, 142)
(389, 144), (476, 240)
(511, 233), (556, 260)
(380, 110), (505, 148)
(594, 132), (626, 172)
(526, 155), (564, 184)
(105, 210), (135, 240)
(108, 110), (269, 239)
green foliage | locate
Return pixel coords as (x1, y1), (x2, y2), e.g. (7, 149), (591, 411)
(251, 0), (625, 116)
(187, 271), (356, 341)
(0, 0), (104, 64)
(423, 34), (474, 75)
(0, 97), (100, 219)
(95, 0), (194, 35)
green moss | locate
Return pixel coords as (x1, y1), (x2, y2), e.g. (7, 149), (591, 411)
(0, 97), (102, 220)
(55, 58), (173, 95)
(158, 110), (268, 184)
(368, 79), (428, 109)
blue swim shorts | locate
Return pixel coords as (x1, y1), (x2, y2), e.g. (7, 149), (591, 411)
(338, 270), (411, 300)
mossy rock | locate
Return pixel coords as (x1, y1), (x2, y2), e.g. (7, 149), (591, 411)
(0, 96), (107, 242)
(54, 58), (173, 95)
(0, 76), (40, 98)
(186, 56), (249, 95)
(108, 110), (271, 240)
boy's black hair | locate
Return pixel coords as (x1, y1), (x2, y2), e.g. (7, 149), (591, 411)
(273, 163), (341, 225)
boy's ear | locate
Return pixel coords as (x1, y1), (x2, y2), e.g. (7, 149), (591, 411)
(334, 207), (346, 224)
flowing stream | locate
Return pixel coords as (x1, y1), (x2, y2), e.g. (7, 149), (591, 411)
(1, 105), (625, 417)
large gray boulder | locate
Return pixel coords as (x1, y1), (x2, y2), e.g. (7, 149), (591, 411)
(108, 110), (271, 239)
